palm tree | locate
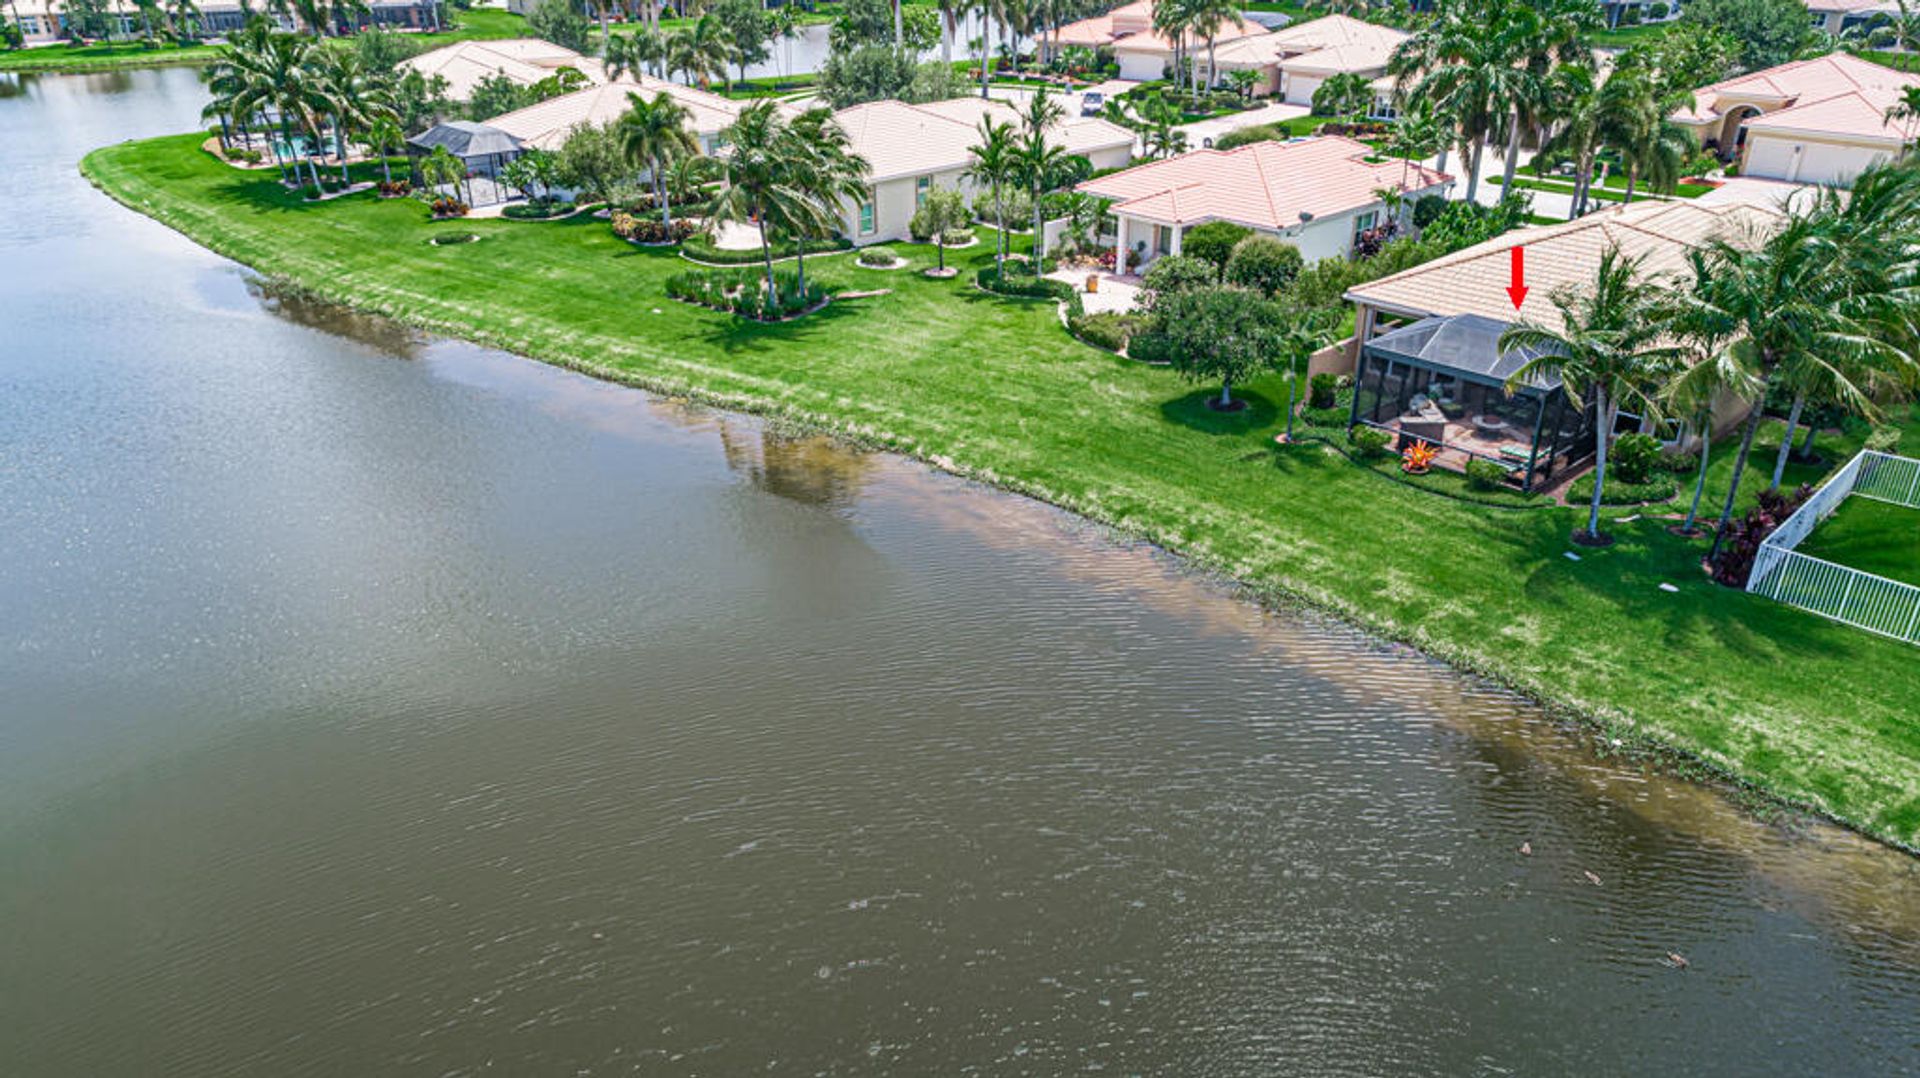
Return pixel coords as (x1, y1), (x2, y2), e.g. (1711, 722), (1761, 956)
(708, 100), (810, 305)
(313, 47), (390, 184)
(164, 0), (201, 39)
(1885, 84), (1920, 155)
(1386, 98), (1443, 193)
(974, 0), (1000, 98)
(668, 15), (732, 90)
(364, 112), (404, 185)
(1534, 62), (1604, 218)
(1278, 310), (1337, 443)
(1393, 0), (1529, 203)
(603, 29), (647, 83)
(966, 117), (1020, 272)
(421, 143), (468, 204)
(1599, 65), (1692, 204)
(619, 90), (698, 229)
(1500, 248), (1683, 543)
(1016, 87), (1070, 259)
(1671, 178), (1919, 559)
(1150, 0), (1192, 95)
(1188, 0), (1237, 94)
(784, 106), (871, 295)
(1663, 252), (1760, 536)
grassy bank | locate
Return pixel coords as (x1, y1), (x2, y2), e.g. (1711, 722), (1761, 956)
(0, 10), (528, 74)
(82, 133), (1920, 849)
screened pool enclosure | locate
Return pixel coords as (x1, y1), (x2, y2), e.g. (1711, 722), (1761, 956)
(1348, 314), (1595, 492)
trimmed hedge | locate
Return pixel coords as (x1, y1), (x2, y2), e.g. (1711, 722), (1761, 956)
(503, 198), (576, 220)
(681, 232), (852, 264)
(1066, 311), (1141, 353)
(1565, 472), (1679, 505)
(975, 265), (1083, 316)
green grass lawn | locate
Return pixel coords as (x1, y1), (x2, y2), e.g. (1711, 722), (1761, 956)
(0, 10), (528, 73)
(1799, 497), (1920, 589)
(81, 133), (1920, 849)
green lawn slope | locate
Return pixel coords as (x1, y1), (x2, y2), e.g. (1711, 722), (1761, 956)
(81, 133), (1920, 848)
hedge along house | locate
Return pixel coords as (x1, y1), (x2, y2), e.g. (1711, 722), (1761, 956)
(1342, 197), (1785, 489)
(830, 98), (1135, 247)
(1076, 136), (1450, 270)
(396, 39), (608, 103)
(484, 76), (759, 157)
(1671, 51), (1920, 187)
(1192, 15), (1410, 105)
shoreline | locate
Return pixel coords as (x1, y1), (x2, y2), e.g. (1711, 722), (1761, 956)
(78, 133), (1920, 854)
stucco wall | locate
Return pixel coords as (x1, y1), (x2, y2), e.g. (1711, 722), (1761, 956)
(843, 167), (976, 246)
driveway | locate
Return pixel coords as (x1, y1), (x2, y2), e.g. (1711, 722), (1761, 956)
(1177, 101), (1310, 149)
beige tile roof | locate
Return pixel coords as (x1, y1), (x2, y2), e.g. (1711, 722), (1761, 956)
(1052, 0), (1155, 47)
(1674, 51), (1920, 131)
(1210, 14), (1407, 72)
(1744, 89), (1914, 143)
(1077, 135), (1449, 230)
(482, 76), (751, 149)
(833, 98), (1135, 182)
(1345, 198), (1784, 323)
(398, 39), (604, 100)
(1805, 0), (1898, 14)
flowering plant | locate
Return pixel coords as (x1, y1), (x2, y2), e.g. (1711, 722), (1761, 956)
(1401, 442), (1438, 473)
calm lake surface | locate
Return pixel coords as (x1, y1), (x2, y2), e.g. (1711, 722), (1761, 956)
(2, 67), (1918, 1077)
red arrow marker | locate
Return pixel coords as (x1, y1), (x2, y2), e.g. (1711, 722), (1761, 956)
(1506, 245), (1528, 309)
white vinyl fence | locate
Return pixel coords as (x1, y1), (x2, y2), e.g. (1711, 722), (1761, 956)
(1747, 450), (1920, 645)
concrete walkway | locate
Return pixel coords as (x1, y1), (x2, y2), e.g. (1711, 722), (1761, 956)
(1046, 268), (1143, 314)
(1177, 101), (1309, 149)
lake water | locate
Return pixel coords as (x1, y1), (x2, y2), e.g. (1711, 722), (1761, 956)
(2, 66), (1918, 1078)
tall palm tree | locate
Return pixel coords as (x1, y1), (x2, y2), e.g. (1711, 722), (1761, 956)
(1598, 64), (1692, 204)
(1534, 62), (1604, 218)
(1188, 0), (1237, 94)
(1150, 0), (1192, 95)
(708, 100), (811, 305)
(313, 47), (390, 184)
(1663, 251), (1760, 536)
(1396, 0), (1527, 203)
(966, 117), (1020, 272)
(1885, 84), (1920, 155)
(1015, 87), (1069, 258)
(784, 106), (871, 295)
(668, 15), (732, 90)
(619, 90), (698, 229)
(1500, 248), (1683, 543)
(165, 0), (201, 39)
(364, 111), (404, 185)
(603, 29), (647, 83)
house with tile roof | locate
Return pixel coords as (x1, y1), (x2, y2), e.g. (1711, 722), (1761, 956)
(1048, 0), (1267, 81)
(484, 76), (760, 154)
(1673, 51), (1920, 186)
(1804, 0), (1900, 36)
(397, 39), (608, 102)
(1076, 136), (1450, 269)
(1337, 197), (1785, 488)
(831, 98), (1135, 245)
(1193, 15), (1410, 105)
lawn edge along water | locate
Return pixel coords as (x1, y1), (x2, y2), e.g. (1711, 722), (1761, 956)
(80, 133), (1920, 854)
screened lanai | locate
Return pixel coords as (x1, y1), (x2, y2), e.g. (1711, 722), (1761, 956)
(1348, 313), (1596, 492)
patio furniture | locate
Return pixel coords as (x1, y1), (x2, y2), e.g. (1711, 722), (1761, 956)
(1472, 413), (1510, 438)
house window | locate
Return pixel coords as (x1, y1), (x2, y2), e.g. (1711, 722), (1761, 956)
(1369, 94), (1397, 122)
(915, 176), (930, 208)
(858, 193), (876, 235)
(1351, 210), (1378, 245)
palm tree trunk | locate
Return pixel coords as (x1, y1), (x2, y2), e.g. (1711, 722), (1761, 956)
(1770, 390), (1805, 490)
(1796, 416), (1818, 458)
(1499, 112), (1521, 189)
(1586, 390), (1610, 539)
(1624, 167), (1637, 204)
(1683, 420), (1710, 533)
(979, 9), (992, 98)
(994, 189), (1005, 271)
(334, 116), (349, 183)
(758, 217), (777, 307)
(1464, 135), (1485, 202)
(1710, 401), (1769, 561)
(892, 0), (901, 50)
(1030, 182), (1042, 259)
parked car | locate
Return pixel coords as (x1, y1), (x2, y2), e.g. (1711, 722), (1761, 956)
(1080, 91), (1104, 117)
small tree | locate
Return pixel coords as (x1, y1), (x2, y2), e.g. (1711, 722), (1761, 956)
(1224, 235), (1303, 295)
(554, 121), (630, 210)
(1149, 284), (1288, 410)
(1311, 71), (1374, 126)
(1181, 220), (1252, 276)
(910, 186), (969, 273)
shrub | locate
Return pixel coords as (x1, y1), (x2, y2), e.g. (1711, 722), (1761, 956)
(612, 212), (697, 243)
(1464, 459), (1511, 491)
(1567, 472), (1678, 505)
(503, 198), (576, 220)
(680, 232), (851, 263)
(1661, 445), (1698, 474)
(664, 267), (831, 320)
(1865, 425), (1904, 453)
(1182, 220), (1253, 273)
(1128, 331), (1174, 364)
(1608, 431), (1664, 485)
(1141, 254), (1217, 298)
(1350, 425), (1392, 456)
(301, 184), (322, 200)
(1224, 235), (1304, 295)
(976, 265), (1083, 315)
(942, 228), (975, 245)
(376, 179), (412, 198)
(1067, 311), (1141, 352)
(429, 196), (469, 218)
(971, 187), (1033, 228)
(857, 246), (899, 267)
(1308, 372), (1340, 409)
(1412, 195), (1447, 229)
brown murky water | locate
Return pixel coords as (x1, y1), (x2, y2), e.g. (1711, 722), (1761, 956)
(2, 67), (1917, 1077)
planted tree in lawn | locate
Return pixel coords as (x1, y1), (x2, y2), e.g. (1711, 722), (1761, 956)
(1662, 249), (1760, 536)
(783, 106), (872, 295)
(1149, 284), (1289, 411)
(364, 111), (404, 185)
(966, 117), (1021, 273)
(619, 90), (699, 229)
(1499, 247), (1683, 544)
(1278, 308), (1339, 442)
(708, 100), (810, 306)
(910, 185), (970, 273)
(1014, 87), (1073, 260)
(554, 120), (630, 210)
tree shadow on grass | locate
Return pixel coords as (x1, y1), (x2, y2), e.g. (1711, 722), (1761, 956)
(694, 294), (869, 355)
(1159, 386), (1277, 435)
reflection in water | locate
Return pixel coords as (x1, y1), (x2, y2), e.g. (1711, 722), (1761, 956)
(247, 276), (426, 360)
(1, 64), (1916, 1078)
(717, 420), (877, 509)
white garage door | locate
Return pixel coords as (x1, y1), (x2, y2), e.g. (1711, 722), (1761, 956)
(1284, 72), (1325, 107)
(1744, 134), (1889, 186)
(1117, 52), (1166, 82)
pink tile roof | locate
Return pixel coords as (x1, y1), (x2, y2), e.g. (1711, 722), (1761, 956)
(834, 98), (1134, 182)
(1052, 0), (1154, 47)
(484, 76), (755, 148)
(1077, 136), (1450, 229)
(398, 39), (602, 100)
(1345, 198), (1783, 324)
(1674, 51), (1920, 130)
(1209, 14), (1408, 72)
(1744, 89), (1915, 143)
